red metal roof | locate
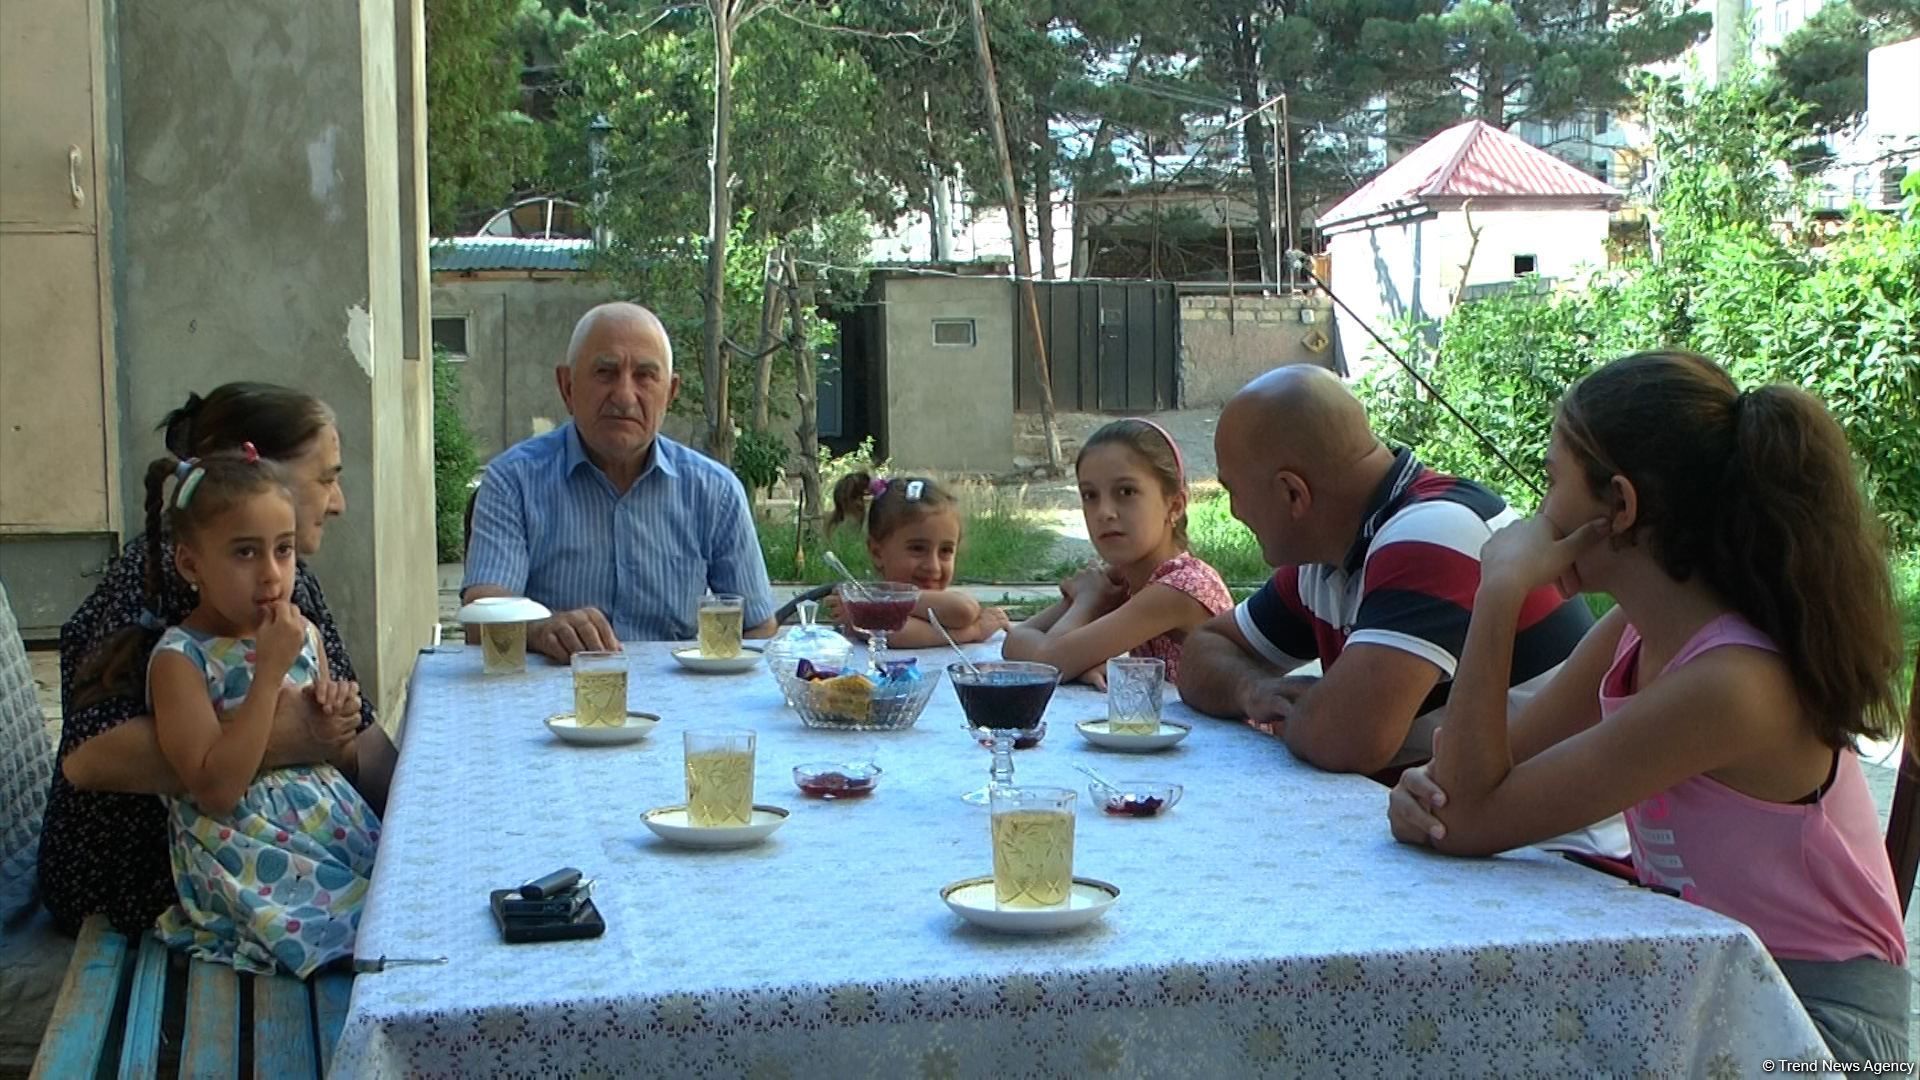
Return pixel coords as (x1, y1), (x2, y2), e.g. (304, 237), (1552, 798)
(1318, 120), (1623, 230)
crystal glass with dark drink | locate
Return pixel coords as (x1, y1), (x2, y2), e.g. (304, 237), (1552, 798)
(950, 661), (1060, 804)
(838, 582), (919, 671)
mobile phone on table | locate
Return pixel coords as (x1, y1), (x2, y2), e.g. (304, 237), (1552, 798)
(489, 888), (607, 943)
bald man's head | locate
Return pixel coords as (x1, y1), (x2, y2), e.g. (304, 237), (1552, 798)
(1219, 365), (1378, 481)
(1215, 365), (1390, 566)
(567, 302), (672, 373)
(558, 302), (680, 470)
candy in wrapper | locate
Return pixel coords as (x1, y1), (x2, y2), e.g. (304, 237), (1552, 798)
(795, 658), (843, 682)
(876, 657), (921, 685)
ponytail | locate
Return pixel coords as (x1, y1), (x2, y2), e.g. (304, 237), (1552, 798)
(1558, 351), (1902, 747)
(827, 471), (876, 534)
(72, 459), (180, 709)
(1704, 385), (1902, 745)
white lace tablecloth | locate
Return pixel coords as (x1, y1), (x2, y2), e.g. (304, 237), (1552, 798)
(331, 641), (1828, 1078)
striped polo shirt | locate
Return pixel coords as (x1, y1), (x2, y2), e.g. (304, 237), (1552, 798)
(1236, 449), (1596, 764)
(463, 423), (775, 642)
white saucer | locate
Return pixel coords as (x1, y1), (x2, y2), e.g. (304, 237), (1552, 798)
(671, 648), (764, 674)
(642, 805), (789, 848)
(1074, 719), (1192, 752)
(456, 596), (552, 624)
(545, 712), (659, 746)
(941, 875), (1120, 934)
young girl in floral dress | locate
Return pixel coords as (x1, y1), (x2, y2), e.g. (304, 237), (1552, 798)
(82, 448), (379, 976)
(1004, 419), (1232, 687)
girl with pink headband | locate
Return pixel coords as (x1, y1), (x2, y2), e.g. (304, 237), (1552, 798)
(1003, 419), (1231, 686)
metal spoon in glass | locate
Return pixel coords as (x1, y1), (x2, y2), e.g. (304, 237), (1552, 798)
(1073, 762), (1122, 792)
(821, 551), (870, 602)
(926, 609), (982, 677)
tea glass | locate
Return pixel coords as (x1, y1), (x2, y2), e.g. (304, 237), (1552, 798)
(697, 594), (745, 658)
(989, 786), (1077, 910)
(571, 650), (628, 727)
(1106, 657), (1166, 735)
(684, 730), (756, 827)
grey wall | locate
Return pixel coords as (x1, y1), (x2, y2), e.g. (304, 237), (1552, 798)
(1178, 294), (1337, 407)
(430, 276), (621, 459)
(878, 276), (1015, 473)
(112, 0), (436, 720)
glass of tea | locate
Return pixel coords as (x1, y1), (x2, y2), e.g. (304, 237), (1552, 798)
(481, 622), (528, 675)
(1105, 657), (1165, 735)
(684, 729), (756, 827)
(838, 582), (919, 671)
(951, 661), (1060, 805)
(989, 785), (1076, 910)
(571, 650), (628, 727)
(697, 594), (745, 658)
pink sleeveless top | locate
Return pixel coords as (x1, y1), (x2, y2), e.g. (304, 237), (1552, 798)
(1604, 614), (1905, 965)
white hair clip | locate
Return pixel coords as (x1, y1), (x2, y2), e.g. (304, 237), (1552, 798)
(905, 480), (925, 502)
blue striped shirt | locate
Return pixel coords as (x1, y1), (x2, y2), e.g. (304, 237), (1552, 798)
(463, 424), (775, 641)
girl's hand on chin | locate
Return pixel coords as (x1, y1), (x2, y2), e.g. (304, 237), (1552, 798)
(1480, 515), (1609, 596)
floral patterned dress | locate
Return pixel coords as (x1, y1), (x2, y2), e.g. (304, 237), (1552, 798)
(147, 624), (381, 977)
(1129, 552), (1234, 684)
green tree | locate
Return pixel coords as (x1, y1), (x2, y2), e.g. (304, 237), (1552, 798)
(425, 0), (548, 233)
(1767, 0), (1920, 136)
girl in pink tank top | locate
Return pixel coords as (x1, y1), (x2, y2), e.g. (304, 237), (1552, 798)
(1383, 351), (1911, 1065)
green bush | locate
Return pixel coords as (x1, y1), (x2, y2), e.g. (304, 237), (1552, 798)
(432, 348), (482, 563)
(731, 426), (788, 502)
(1187, 494), (1271, 584)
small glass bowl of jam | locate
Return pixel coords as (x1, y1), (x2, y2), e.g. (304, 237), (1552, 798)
(793, 761), (882, 799)
(1087, 779), (1183, 818)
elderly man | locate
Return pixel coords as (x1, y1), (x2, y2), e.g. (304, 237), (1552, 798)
(463, 302), (777, 659)
(1182, 368), (1623, 851)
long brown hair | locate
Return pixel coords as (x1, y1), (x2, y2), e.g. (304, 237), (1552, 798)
(826, 472), (958, 542)
(1556, 350), (1903, 747)
(73, 453), (293, 709)
(1078, 419), (1191, 548)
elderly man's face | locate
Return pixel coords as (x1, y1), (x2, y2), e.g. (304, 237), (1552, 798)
(558, 315), (679, 464)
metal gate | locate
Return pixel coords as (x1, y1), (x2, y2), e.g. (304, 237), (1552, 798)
(1013, 282), (1178, 413)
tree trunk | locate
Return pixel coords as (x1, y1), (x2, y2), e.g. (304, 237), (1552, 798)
(1034, 121), (1056, 280)
(967, 0), (1061, 474)
(750, 247), (786, 431)
(1070, 48), (1142, 279)
(702, 4), (736, 464)
(1478, 60), (1506, 125)
(1230, 18), (1278, 284)
(786, 251), (822, 529)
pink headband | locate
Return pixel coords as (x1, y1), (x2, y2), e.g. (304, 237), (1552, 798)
(1138, 419), (1185, 487)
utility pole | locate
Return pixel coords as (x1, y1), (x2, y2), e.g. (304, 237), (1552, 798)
(966, 0), (1062, 474)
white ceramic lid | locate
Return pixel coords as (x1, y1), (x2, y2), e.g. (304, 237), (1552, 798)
(456, 596), (552, 624)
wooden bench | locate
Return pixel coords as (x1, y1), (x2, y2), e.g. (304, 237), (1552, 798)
(30, 916), (352, 1079)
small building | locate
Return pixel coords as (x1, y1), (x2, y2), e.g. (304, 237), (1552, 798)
(1316, 120), (1623, 379)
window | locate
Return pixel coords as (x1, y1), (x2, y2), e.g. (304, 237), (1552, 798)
(1594, 111), (1609, 135)
(1513, 254), (1538, 276)
(431, 315), (470, 359)
(931, 318), (976, 347)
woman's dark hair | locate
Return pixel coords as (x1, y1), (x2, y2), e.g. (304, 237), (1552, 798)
(826, 472), (959, 543)
(72, 452), (294, 709)
(1077, 419), (1190, 548)
(161, 382), (334, 462)
(1556, 350), (1903, 748)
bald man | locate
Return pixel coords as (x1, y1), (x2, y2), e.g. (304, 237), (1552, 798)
(1184, 368), (1610, 797)
(463, 302), (776, 660)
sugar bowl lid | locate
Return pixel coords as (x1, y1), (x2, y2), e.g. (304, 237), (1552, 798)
(764, 600), (854, 666)
(456, 596), (552, 624)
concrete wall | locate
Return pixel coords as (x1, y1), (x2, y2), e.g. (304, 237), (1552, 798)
(1327, 207), (1612, 381)
(1178, 294), (1337, 407)
(112, 0), (436, 722)
(430, 276), (623, 459)
(878, 276), (1015, 472)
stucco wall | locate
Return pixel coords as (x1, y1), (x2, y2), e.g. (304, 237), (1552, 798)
(430, 276), (622, 459)
(1179, 294), (1337, 407)
(112, 0), (435, 722)
(878, 276), (1015, 472)
(1327, 207), (1612, 381)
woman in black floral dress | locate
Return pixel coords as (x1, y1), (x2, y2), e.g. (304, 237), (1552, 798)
(38, 384), (398, 935)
